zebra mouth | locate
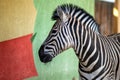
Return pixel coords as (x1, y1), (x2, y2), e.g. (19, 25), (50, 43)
(39, 53), (53, 63)
(38, 45), (53, 63)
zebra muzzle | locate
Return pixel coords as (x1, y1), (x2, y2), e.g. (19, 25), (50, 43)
(40, 53), (52, 63)
(39, 45), (52, 63)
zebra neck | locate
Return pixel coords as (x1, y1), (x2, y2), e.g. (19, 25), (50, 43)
(71, 11), (100, 34)
(80, 17), (100, 34)
(74, 29), (102, 76)
(74, 28), (99, 62)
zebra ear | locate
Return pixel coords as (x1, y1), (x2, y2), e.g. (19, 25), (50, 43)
(57, 7), (68, 22)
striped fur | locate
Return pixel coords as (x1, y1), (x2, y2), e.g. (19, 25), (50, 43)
(39, 4), (120, 80)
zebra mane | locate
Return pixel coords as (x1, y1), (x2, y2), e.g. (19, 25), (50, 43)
(52, 4), (100, 33)
(52, 4), (94, 21)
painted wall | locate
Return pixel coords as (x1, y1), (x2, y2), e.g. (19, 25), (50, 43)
(0, 34), (37, 80)
(0, 0), (36, 42)
(31, 0), (95, 80)
(0, 0), (37, 80)
(0, 0), (95, 79)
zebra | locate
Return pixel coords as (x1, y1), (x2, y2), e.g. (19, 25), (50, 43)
(38, 4), (120, 80)
(108, 33), (120, 43)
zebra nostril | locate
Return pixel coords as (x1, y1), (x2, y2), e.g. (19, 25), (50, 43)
(38, 45), (52, 63)
(40, 54), (52, 63)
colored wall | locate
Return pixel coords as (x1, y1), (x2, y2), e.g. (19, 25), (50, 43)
(0, 0), (37, 80)
(0, 34), (37, 80)
(0, 0), (36, 42)
(0, 0), (95, 80)
(32, 0), (95, 80)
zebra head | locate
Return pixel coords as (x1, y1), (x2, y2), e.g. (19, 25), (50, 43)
(39, 5), (73, 63)
(39, 4), (100, 63)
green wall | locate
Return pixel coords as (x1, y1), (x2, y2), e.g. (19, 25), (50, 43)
(28, 0), (95, 80)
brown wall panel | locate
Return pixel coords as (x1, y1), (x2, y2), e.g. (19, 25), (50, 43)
(118, 0), (120, 32)
(95, 1), (114, 35)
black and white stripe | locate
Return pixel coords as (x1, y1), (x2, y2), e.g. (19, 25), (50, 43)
(39, 4), (120, 80)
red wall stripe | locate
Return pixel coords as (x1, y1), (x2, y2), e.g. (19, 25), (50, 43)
(0, 34), (37, 80)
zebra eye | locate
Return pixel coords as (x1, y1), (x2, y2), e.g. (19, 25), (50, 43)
(52, 29), (57, 33)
